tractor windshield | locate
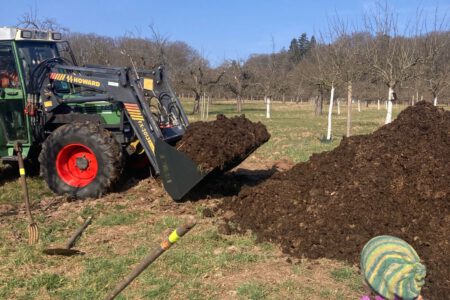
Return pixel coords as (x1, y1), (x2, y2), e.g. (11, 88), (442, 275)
(16, 41), (59, 87)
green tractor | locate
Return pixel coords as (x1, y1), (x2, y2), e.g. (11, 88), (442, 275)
(0, 27), (217, 200)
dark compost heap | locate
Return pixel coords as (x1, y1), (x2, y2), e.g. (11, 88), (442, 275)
(220, 102), (450, 298)
(178, 114), (270, 172)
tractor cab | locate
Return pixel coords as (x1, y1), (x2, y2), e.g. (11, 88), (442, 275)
(0, 27), (73, 158)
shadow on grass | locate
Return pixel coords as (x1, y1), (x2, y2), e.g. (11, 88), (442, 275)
(318, 136), (334, 144)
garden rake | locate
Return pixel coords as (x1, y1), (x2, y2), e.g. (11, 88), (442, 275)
(43, 216), (93, 256)
(15, 142), (39, 245)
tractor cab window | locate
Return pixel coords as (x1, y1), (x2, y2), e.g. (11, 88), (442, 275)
(0, 45), (20, 89)
(0, 43), (27, 143)
(17, 41), (58, 87)
(56, 41), (76, 65)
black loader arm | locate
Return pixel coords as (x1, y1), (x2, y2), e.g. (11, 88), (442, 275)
(38, 64), (207, 200)
(40, 64), (163, 173)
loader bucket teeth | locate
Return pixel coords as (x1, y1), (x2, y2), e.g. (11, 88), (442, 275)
(155, 138), (207, 201)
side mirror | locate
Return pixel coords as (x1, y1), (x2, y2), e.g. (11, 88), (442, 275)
(0, 88), (5, 98)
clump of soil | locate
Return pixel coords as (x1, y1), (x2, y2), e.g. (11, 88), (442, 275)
(178, 115), (270, 171)
(220, 102), (450, 298)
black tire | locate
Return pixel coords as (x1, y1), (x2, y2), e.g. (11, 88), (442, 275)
(39, 123), (123, 199)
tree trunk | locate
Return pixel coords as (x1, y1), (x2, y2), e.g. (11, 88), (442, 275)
(433, 96), (437, 106)
(357, 99), (361, 112)
(337, 99), (341, 115)
(315, 88), (324, 116)
(377, 99), (380, 110)
(385, 87), (394, 124)
(193, 93), (201, 114)
(346, 81), (352, 137)
(236, 96), (242, 113)
(326, 84), (335, 140)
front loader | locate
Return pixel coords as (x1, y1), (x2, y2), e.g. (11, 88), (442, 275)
(0, 27), (217, 200)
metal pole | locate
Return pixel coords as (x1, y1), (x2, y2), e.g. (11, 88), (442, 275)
(104, 220), (196, 300)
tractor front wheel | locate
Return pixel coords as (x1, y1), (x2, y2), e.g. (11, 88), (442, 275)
(39, 123), (123, 199)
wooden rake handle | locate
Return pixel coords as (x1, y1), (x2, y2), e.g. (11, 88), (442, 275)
(104, 219), (196, 300)
(14, 143), (33, 224)
(65, 216), (93, 249)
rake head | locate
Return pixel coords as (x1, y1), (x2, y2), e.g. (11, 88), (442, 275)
(28, 223), (39, 245)
(43, 248), (83, 256)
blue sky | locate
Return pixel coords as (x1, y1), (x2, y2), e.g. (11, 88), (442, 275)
(3, 0), (449, 66)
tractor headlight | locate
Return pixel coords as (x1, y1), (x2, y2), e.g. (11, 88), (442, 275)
(52, 32), (62, 40)
(21, 30), (32, 39)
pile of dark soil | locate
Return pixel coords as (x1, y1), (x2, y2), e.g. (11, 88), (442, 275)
(178, 115), (270, 171)
(220, 102), (449, 298)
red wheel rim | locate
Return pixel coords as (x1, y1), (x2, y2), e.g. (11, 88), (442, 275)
(56, 144), (98, 187)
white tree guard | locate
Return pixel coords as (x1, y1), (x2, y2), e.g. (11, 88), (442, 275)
(326, 85), (335, 140)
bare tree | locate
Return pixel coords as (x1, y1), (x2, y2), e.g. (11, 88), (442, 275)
(180, 55), (224, 114)
(319, 42), (341, 140)
(17, 6), (68, 32)
(223, 59), (252, 113)
(296, 44), (338, 116)
(328, 25), (367, 136)
(246, 53), (277, 104)
(363, 1), (423, 123)
(147, 23), (169, 66)
(164, 41), (200, 91)
(421, 15), (450, 106)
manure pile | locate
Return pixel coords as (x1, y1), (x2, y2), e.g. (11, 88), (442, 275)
(221, 102), (449, 298)
(178, 114), (270, 171)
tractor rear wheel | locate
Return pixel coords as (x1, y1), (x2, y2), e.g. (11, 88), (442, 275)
(39, 123), (123, 199)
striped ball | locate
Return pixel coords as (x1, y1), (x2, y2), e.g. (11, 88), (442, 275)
(360, 235), (426, 300)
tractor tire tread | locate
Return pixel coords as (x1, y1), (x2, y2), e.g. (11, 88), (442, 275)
(39, 122), (123, 199)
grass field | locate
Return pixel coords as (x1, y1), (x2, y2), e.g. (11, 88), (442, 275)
(0, 101), (411, 299)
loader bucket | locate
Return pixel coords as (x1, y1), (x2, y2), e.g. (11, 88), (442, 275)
(155, 138), (207, 201)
